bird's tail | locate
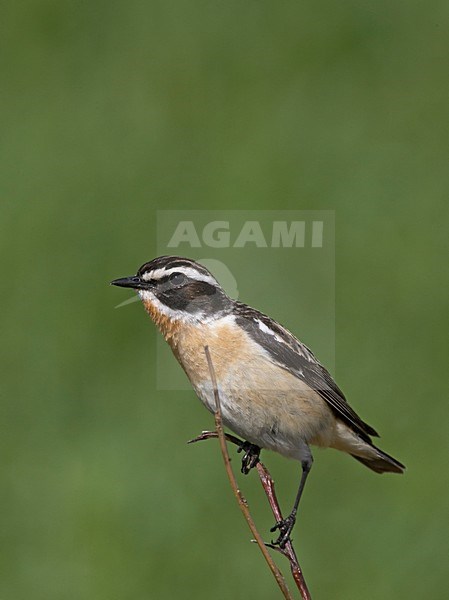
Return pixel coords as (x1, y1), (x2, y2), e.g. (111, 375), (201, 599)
(351, 445), (405, 474)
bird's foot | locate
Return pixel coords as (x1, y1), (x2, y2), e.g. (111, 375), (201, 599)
(270, 511), (297, 548)
(237, 441), (260, 475)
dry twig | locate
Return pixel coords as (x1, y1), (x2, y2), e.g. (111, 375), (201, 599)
(202, 346), (293, 599)
(256, 462), (311, 599)
(187, 346), (311, 599)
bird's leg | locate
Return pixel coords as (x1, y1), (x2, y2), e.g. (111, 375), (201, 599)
(271, 455), (313, 548)
(237, 441), (261, 475)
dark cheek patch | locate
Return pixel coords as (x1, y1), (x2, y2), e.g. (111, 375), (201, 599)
(156, 281), (228, 314)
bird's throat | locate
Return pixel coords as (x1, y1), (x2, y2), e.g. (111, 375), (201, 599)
(142, 298), (182, 346)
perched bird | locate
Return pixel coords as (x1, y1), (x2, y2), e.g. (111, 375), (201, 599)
(111, 255), (405, 547)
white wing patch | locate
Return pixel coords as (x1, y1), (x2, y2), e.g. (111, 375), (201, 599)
(255, 318), (313, 362)
(256, 318), (284, 342)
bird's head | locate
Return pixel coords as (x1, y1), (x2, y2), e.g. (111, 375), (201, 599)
(111, 256), (232, 322)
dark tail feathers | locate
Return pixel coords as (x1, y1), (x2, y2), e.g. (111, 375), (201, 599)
(352, 446), (405, 474)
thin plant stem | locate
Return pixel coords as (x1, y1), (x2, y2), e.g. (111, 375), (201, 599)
(203, 346), (294, 600)
(256, 462), (311, 599)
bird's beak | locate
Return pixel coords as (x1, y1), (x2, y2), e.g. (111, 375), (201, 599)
(110, 276), (149, 291)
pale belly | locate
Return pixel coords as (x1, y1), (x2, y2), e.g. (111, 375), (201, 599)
(173, 322), (336, 460)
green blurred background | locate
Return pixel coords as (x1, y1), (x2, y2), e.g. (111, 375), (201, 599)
(1, 1), (448, 598)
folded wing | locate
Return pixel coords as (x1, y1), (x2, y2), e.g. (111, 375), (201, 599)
(234, 303), (379, 442)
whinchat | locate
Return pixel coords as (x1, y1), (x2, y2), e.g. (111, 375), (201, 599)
(111, 256), (405, 547)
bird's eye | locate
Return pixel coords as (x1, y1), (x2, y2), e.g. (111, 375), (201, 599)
(169, 272), (186, 286)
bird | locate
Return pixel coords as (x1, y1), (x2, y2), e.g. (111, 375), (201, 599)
(111, 255), (405, 547)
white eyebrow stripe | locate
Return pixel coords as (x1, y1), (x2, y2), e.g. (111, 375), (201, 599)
(141, 266), (216, 285)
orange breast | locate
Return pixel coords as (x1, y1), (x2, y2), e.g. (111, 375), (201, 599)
(142, 298), (336, 450)
(142, 298), (246, 383)
(142, 299), (182, 345)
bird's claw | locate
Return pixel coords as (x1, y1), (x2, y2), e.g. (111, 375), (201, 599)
(270, 513), (296, 548)
(237, 441), (260, 475)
